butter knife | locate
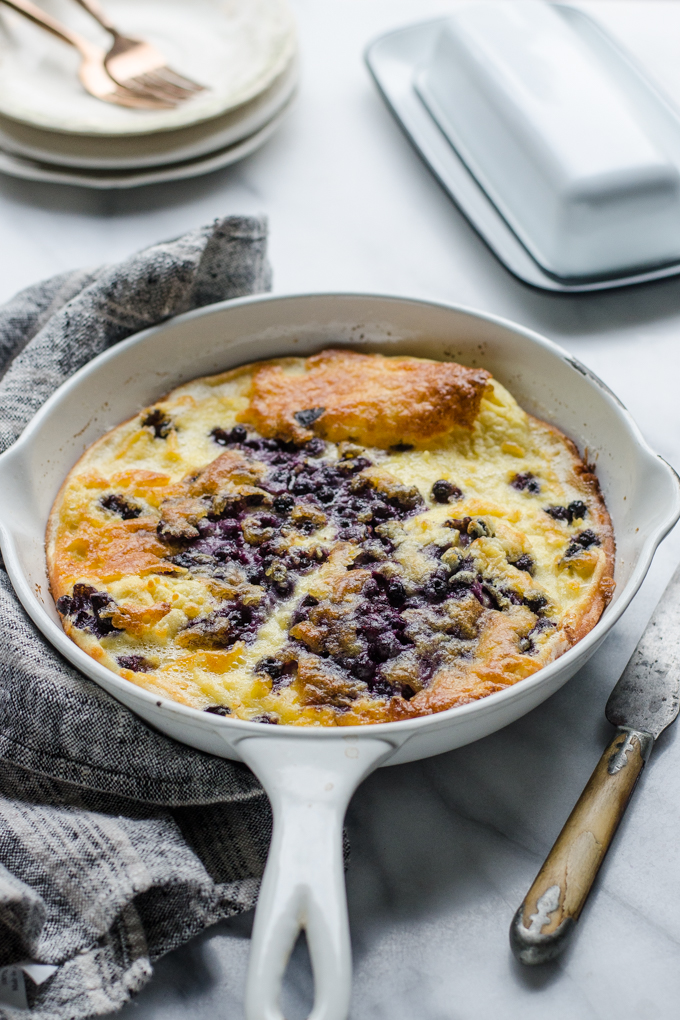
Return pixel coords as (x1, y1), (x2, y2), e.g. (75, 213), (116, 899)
(510, 565), (680, 965)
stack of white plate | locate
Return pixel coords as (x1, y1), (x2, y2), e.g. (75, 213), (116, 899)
(0, 0), (297, 188)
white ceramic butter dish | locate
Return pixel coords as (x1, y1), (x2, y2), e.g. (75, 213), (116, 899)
(366, 6), (680, 291)
(415, 1), (680, 282)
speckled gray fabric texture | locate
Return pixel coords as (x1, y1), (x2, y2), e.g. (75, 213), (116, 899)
(0, 218), (273, 1020)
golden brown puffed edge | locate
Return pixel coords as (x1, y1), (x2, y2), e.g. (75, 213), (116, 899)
(551, 427), (616, 645)
(523, 414), (616, 649)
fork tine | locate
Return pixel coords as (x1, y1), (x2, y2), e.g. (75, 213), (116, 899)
(147, 66), (206, 93)
(142, 71), (196, 97)
(125, 72), (194, 102)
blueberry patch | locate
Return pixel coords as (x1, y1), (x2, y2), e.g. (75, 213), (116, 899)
(135, 424), (558, 711)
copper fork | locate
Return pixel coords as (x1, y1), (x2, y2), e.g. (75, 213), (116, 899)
(0, 0), (174, 108)
(71, 0), (206, 102)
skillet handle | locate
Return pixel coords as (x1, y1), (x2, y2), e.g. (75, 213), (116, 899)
(236, 736), (394, 1020)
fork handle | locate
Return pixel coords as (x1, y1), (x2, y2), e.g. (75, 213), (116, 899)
(510, 726), (653, 965)
(70, 0), (117, 35)
(0, 0), (89, 51)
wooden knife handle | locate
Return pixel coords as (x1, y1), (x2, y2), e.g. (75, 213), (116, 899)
(510, 726), (653, 964)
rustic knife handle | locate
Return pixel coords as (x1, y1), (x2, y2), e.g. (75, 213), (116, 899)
(510, 727), (653, 964)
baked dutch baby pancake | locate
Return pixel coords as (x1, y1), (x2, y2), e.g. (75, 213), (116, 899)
(47, 349), (615, 726)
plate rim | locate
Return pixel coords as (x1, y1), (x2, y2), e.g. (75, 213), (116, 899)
(0, 91), (295, 189)
(0, 55), (298, 170)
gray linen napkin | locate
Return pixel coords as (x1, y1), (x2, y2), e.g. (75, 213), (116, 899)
(0, 217), (274, 1020)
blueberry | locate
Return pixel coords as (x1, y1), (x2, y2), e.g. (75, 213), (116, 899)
(386, 579), (406, 607)
(290, 474), (316, 495)
(273, 493), (295, 513)
(510, 553), (535, 575)
(269, 469), (292, 488)
(431, 479), (463, 504)
(351, 654), (376, 682)
(252, 713), (279, 724)
(117, 655), (153, 672)
(305, 438), (326, 457)
(524, 593), (548, 614)
(511, 472), (541, 494)
(256, 656), (285, 680)
(545, 505), (571, 522)
(204, 705), (231, 716)
(424, 576), (449, 602)
(294, 408), (326, 428)
(567, 500), (588, 521)
(371, 632), (401, 662)
(100, 494), (142, 520)
(565, 529), (600, 557)
(142, 408), (172, 439)
(546, 501), (588, 525)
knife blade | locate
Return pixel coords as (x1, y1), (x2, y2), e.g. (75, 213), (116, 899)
(510, 564), (680, 965)
(605, 585), (680, 737)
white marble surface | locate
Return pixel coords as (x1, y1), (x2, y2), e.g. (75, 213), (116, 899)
(5, 2), (680, 1017)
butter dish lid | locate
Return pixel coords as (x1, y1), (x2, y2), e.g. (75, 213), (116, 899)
(413, 0), (680, 283)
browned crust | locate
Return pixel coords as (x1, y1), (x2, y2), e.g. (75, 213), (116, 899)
(542, 425), (616, 644)
(237, 348), (491, 446)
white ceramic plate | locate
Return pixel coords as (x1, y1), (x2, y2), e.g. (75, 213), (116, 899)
(0, 93), (294, 188)
(0, 56), (297, 170)
(0, 0), (296, 135)
(0, 294), (677, 1020)
(366, 9), (680, 292)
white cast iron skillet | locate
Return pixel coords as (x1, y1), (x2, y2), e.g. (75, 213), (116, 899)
(0, 294), (677, 1020)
